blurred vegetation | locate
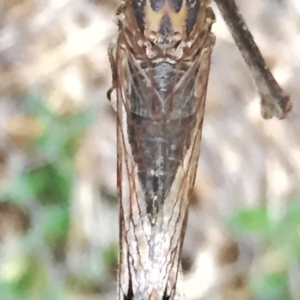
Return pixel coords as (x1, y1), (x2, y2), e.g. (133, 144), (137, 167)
(0, 0), (299, 298)
(230, 200), (300, 300)
(0, 94), (118, 299)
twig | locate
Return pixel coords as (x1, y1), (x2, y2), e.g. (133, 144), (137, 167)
(215, 0), (292, 119)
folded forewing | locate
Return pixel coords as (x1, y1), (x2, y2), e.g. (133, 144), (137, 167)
(115, 34), (215, 298)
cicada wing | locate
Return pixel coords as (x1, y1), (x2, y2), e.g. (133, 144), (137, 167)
(115, 33), (215, 298)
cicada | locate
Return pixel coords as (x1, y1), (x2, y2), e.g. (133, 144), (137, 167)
(108, 0), (291, 299)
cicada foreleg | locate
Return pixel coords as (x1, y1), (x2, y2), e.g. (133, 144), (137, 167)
(107, 41), (118, 102)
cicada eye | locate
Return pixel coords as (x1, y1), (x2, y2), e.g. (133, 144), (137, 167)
(149, 0), (165, 11)
(132, 0), (146, 32)
(186, 0), (201, 35)
(149, 0), (183, 12)
(166, 0), (183, 12)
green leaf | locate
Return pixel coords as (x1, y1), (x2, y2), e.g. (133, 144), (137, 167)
(283, 201), (300, 227)
(24, 164), (73, 206)
(103, 243), (118, 272)
(41, 280), (66, 300)
(43, 206), (70, 246)
(230, 207), (269, 232)
(36, 108), (92, 160)
(251, 272), (288, 300)
(0, 254), (48, 299)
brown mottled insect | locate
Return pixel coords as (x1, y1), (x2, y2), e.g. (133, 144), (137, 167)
(108, 0), (291, 299)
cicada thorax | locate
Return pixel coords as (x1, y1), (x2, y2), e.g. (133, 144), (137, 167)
(131, 0), (211, 41)
(117, 0), (215, 216)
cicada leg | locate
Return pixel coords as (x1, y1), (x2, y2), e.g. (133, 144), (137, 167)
(107, 41), (118, 102)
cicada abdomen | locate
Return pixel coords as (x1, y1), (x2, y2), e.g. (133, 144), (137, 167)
(108, 0), (215, 298)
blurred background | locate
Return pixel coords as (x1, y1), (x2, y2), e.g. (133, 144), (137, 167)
(0, 0), (299, 299)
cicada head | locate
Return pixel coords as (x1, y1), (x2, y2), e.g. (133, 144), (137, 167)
(131, 0), (207, 48)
